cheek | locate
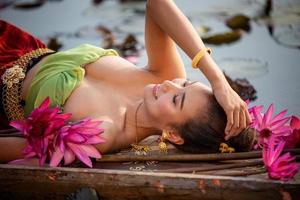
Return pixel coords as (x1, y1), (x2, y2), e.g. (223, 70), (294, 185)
(153, 98), (176, 119)
(143, 88), (176, 121)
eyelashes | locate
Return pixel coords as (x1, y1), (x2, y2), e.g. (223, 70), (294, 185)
(172, 79), (189, 105)
(173, 94), (179, 104)
(183, 80), (190, 87)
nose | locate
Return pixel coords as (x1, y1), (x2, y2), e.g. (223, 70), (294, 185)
(161, 80), (180, 93)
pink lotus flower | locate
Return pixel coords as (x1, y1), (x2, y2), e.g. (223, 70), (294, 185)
(263, 136), (299, 181)
(248, 105), (263, 125)
(49, 118), (105, 168)
(285, 116), (300, 148)
(10, 97), (72, 166)
(250, 104), (291, 148)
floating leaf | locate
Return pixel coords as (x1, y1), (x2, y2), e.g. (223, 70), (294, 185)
(218, 57), (268, 79)
(274, 30), (300, 48)
(213, 0), (266, 19)
(93, 0), (103, 5)
(119, 0), (145, 2)
(47, 37), (63, 51)
(0, 0), (16, 9)
(226, 14), (251, 32)
(202, 31), (242, 45)
(117, 34), (140, 57)
(224, 72), (257, 101)
(256, 0), (300, 49)
(14, 0), (45, 9)
(96, 25), (115, 48)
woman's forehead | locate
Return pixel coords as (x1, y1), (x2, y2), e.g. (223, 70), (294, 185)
(170, 78), (212, 97)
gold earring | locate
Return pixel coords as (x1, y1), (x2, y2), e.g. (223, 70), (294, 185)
(159, 130), (169, 154)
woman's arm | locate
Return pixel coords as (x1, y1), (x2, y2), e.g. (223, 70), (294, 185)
(146, 0), (224, 87)
(146, 0), (251, 138)
(144, 0), (185, 79)
(0, 137), (26, 163)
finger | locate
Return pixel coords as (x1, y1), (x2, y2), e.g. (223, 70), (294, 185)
(227, 108), (240, 139)
(245, 107), (252, 125)
(236, 109), (246, 136)
(225, 134), (230, 141)
(225, 110), (234, 135)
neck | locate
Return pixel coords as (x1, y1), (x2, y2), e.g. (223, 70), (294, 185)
(125, 100), (160, 143)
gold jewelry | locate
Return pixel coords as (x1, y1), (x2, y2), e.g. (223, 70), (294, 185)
(219, 143), (235, 153)
(158, 130), (169, 154)
(191, 47), (212, 68)
(1, 48), (55, 121)
(130, 101), (151, 155)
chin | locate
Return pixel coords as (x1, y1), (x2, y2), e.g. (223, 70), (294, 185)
(143, 84), (157, 115)
(143, 84), (155, 100)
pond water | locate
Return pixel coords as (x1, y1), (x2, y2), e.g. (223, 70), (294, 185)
(1, 0), (299, 116)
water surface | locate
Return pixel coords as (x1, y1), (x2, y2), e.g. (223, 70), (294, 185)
(1, 0), (299, 115)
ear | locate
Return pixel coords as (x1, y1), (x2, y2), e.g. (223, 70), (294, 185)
(165, 129), (184, 145)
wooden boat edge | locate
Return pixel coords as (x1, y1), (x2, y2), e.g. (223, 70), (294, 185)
(0, 164), (299, 200)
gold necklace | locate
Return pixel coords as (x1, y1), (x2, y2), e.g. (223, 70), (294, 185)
(130, 101), (151, 155)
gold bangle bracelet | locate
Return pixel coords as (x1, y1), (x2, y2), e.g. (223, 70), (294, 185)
(191, 47), (212, 69)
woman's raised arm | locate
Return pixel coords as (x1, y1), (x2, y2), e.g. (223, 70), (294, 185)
(146, 0), (251, 139)
(144, 0), (185, 79)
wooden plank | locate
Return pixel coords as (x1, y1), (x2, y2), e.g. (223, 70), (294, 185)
(156, 159), (263, 173)
(0, 164), (299, 200)
(98, 151), (263, 162)
(198, 166), (266, 176)
(97, 149), (300, 162)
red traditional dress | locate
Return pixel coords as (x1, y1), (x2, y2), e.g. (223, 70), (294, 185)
(0, 20), (54, 129)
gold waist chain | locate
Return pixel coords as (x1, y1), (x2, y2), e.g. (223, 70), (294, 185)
(1, 48), (55, 121)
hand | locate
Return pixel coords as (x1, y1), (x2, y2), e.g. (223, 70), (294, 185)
(212, 80), (251, 140)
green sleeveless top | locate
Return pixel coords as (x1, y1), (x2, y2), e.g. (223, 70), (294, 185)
(25, 44), (118, 116)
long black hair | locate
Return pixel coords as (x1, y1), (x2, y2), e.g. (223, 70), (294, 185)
(171, 94), (256, 153)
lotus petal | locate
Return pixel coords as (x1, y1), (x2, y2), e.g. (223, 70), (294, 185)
(271, 117), (290, 130)
(63, 148), (76, 166)
(85, 135), (106, 144)
(67, 133), (87, 144)
(272, 109), (288, 122)
(79, 145), (101, 159)
(9, 120), (26, 132)
(50, 147), (64, 167)
(262, 104), (274, 127)
(68, 143), (92, 168)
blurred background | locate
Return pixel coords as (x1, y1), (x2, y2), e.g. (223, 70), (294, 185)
(1, 0), (299, 115)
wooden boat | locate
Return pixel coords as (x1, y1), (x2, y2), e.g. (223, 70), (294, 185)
(0, 135), (299, 200)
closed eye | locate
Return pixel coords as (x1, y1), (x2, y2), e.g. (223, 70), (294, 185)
(173, 94), (178, 105)
(182, 79), (191, 87)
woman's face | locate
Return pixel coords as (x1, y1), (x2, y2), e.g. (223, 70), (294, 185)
(143, 78), (212, 129)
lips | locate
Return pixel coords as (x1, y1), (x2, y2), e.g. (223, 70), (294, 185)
(152, 84), (159, 99)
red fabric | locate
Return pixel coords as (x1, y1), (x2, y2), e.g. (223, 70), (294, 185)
(0, 20), (46, 85)
(0, 20), (47, 129)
